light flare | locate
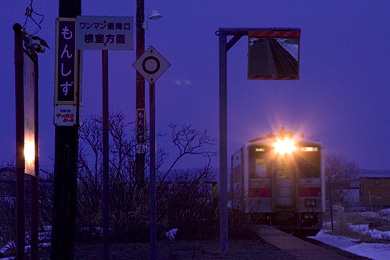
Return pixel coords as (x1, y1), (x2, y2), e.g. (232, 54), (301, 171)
(274, 139), (296, 154)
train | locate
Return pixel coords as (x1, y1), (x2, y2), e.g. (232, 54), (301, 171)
(230, 127), (324, 235)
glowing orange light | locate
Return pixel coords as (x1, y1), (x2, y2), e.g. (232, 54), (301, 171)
(24, 141), (35, 163)
(274, 139), (296, 154)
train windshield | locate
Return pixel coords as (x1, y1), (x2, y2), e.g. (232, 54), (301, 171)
(276, 158), (292, 179)
(249, 146), (268, 178)
(297, 146), (321, 178)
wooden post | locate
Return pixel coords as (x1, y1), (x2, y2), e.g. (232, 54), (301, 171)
(51, 1), (81, 259)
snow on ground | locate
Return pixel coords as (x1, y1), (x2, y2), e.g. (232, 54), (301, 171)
(310, 230), (390, 260)
(309, 208), (390, 260)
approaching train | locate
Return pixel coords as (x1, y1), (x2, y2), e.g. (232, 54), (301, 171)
(230, 127), (324, 235)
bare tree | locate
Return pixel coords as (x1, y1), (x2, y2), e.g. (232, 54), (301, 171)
(325, 154), (359, 206)
(76, 112), (219, 241)
(160, 124), (218, 182)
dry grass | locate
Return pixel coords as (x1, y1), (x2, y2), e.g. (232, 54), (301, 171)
(323, 209), (390, 243)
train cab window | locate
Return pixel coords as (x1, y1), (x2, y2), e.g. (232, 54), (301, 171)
(297, 148), (321, 178)
(249, 147), (268, 179)
(276, 159), (291, 179)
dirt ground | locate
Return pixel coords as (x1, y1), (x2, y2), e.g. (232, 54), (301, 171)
(31, 239), (298, 260)
(27, 236), (373, 260)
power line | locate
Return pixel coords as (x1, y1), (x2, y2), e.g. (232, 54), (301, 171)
(23, 0), (45, 35)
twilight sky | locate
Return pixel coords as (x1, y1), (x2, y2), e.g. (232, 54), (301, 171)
(1, 0), (390, 171)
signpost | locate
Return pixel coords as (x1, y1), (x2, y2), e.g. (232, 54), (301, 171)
(75, 15), (134, 260)
(133, 46), (170, 260)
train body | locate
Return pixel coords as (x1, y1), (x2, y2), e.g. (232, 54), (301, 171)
(230, 128), (325, 235)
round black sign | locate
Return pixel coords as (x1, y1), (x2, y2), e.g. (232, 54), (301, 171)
(142, 56), (160, 74)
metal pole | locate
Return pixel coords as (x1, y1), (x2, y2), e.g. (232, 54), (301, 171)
(149, 82), (157, 260)
(136, 0), (146, 187)
(14, 23), (25, 260)
(102, 50), (110, 259)
(31, 46), (40, 260)
(218, 30), (228, 252)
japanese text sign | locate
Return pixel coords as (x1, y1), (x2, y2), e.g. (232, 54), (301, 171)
(76, 16), (134, 50)
(55, 18), (79, 105)
(136, 109), (146, 154)
(54, 105), (77, 126)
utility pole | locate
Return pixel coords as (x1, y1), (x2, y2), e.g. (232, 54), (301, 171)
(51, 0), (81, 259)
(135, 0), (146, 187)
(14, 23), (26, 260)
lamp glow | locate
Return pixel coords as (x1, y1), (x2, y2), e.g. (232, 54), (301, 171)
(24, 141), (35, 163)
(274, 139), (296, 154)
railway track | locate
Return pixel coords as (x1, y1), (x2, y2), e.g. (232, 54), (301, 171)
(257, 225), (372, 260)
(269, 38), (299, 76)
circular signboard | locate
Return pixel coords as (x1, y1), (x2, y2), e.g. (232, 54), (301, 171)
(133, 46), (171, 84)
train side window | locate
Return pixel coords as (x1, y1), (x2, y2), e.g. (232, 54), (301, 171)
(232, 167), (241, 183)
(251, 159), (266, 179)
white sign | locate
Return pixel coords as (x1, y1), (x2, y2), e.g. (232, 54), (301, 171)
(133, 46), (171, 84)
(76, 16), (134, 50)
(54, 105), (77, 126)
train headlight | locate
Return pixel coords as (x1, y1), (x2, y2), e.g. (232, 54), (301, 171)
(274, 139), (296, 155)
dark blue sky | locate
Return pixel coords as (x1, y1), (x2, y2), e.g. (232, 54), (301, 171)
(2, 0), (390, 170)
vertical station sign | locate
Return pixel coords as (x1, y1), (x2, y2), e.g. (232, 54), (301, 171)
(55, 18), (80, 126)
(136, 109), (146, 153)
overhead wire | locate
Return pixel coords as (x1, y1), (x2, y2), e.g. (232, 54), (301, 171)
(22, 0), (45, 35)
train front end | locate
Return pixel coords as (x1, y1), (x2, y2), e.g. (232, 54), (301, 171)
(230, 128), (324, 235)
